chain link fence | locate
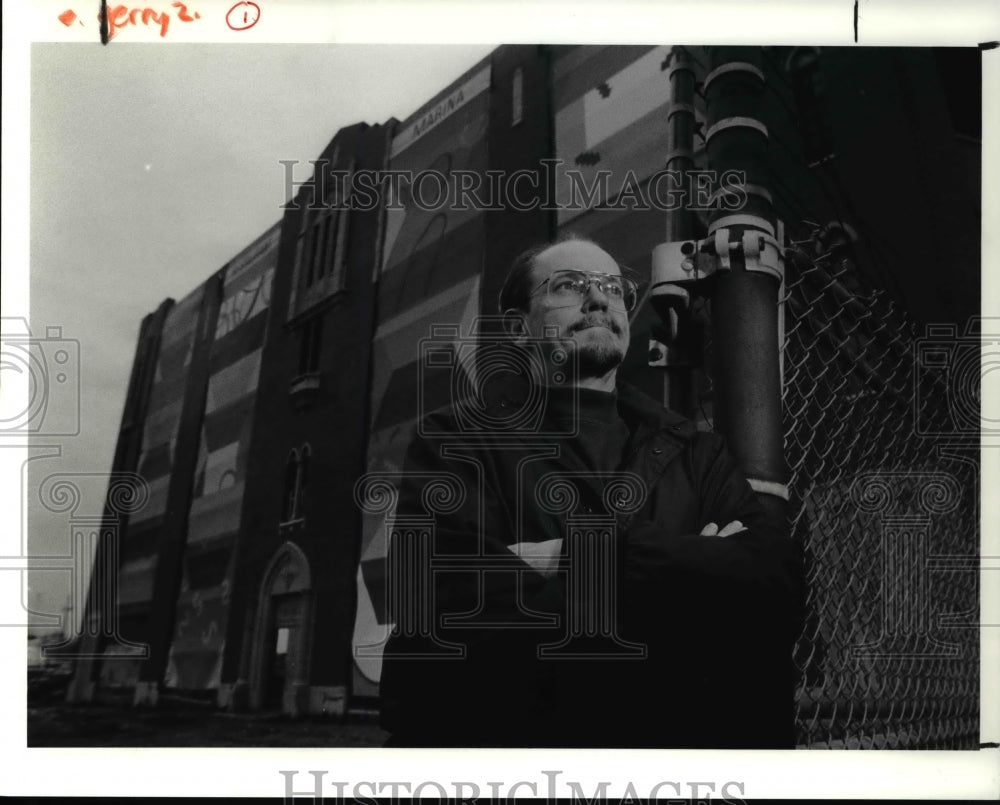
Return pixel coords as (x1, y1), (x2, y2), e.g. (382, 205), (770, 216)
(780, 224), (979, 749)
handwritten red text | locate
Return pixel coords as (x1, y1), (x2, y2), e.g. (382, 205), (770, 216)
(98, 2), (201, 39)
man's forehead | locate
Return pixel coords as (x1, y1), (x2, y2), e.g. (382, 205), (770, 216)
(533, 240), (621, 278)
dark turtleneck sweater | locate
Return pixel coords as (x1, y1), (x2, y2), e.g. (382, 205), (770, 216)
(542, 385), (632, 474)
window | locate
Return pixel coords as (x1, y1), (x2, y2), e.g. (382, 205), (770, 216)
(511, 67), (524, 126)
(282, 448), (300, 522)
(330, 206), (350, 290)
(275, 627), (289, 655)
(298, 446), (310, 513)
(298, 316), (323, 375)
(281, 444), (311, 523)
(325, 164), (353, 291)
(294, 164), (353, 296)
(294, 191), (316, 289)
(316, 211), (336, 280)
(305, 216), (322, 287)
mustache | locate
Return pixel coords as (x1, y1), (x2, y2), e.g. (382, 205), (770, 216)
(570, 315), (622, 335)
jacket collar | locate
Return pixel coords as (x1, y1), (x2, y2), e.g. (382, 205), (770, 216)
(615, 381), (696, 439)
(481, 371), (696, 440)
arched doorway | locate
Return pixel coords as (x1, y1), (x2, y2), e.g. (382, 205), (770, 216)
(249, 542), (313, 714)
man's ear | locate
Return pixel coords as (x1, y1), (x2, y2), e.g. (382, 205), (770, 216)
(502, 309), (528, 344)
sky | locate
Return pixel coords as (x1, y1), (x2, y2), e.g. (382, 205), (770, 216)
(23, 41), (495, 628)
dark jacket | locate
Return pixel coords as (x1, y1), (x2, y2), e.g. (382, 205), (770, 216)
(379, 380), (803, 748)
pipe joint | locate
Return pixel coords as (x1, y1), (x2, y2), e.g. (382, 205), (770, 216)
(650, 222), (785, 300)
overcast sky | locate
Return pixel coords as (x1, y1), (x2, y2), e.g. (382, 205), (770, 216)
(24, 42), (494, 626)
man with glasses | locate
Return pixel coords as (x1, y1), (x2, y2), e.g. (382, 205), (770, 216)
(379, 236), (803, 749)
(501, 237), (636, 392)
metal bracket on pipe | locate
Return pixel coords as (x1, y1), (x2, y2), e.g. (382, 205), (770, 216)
(650, 224), (785, 306)
(702, 61), (765, 94)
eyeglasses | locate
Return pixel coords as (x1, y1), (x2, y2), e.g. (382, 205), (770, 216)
(531, 269), (639, 312)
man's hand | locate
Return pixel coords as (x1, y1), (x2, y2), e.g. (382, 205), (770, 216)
(700, 520), (747, 537)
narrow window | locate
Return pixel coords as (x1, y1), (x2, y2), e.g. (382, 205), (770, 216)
(296, 445), (311, 519)
(316, 212), (334, 278)
(511, 67), (524, 126)
(321, 210), (340, 280)
(297, 317), (323, 376)
(302, 224), (316, 287)
(329, 207), (350, 292)
(328, 162), (354, 293)
(282, 449), (299, 522)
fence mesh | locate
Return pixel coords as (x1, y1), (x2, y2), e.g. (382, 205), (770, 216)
(779, 224), (980, 749)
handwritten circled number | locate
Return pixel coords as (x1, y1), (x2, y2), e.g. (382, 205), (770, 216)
(226, 1), (260, 31)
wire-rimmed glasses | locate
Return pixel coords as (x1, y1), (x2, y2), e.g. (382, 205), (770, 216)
(531, 269), (639, 312)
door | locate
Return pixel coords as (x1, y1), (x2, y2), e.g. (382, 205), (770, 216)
(263, 594), (304, 710)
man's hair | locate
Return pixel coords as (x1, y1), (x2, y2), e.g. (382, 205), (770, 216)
(497, 233), (597, 315)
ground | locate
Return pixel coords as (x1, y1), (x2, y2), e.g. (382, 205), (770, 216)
(28, 703), (388, 747)
(26, 672), (388, 747)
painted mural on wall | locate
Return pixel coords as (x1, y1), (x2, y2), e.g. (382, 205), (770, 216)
(162, 224), (278, 690)
(100, 283), (205, 688)
(352, 63), (491, 692)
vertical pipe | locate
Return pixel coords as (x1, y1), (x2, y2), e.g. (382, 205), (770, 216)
(662, 47), (698, 416)
(664, 47), (696, 244)
(703, 46), (788, 520)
